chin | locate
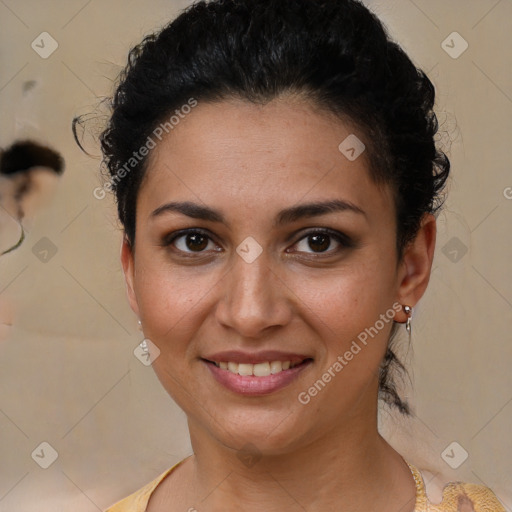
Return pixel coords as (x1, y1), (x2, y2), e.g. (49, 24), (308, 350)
(209, 407), (307, 455)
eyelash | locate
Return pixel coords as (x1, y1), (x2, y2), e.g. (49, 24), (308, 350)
(161, 227), (354, 257)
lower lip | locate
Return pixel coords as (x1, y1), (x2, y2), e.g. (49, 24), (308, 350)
(204, 360), (312, 396)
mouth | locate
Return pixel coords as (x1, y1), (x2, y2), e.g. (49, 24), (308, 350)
(201, 354), (314, 396)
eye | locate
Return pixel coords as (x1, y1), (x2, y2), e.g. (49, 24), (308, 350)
(162, 229), (220, 254)
(291, 229), (352, 255)
(162, 227), (353, 257)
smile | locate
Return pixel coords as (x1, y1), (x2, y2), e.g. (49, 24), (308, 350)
(210, 360), (303, 376)
(203, 357), (313, 396)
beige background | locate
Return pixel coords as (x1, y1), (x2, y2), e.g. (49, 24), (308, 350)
(0, 0), (511, 510)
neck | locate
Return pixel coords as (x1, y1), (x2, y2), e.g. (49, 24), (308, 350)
(183, 409), (416, 512)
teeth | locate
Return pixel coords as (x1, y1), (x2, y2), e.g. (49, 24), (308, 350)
(270, 361), (282, 374)
(213, 360), (301, 376)
(253, 362), (270, 377)
(238, 363), (253, 376)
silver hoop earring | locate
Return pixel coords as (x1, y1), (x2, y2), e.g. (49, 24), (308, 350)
(403, 305), (412, 335)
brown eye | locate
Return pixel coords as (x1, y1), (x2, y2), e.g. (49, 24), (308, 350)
(292, 229), (353, 255)
(163, 229), (219, 254)
(306, 233), (331, 252)
(183, 232), (209, 251)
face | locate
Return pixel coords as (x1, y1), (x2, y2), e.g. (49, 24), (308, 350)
(121, 96), (435, 455)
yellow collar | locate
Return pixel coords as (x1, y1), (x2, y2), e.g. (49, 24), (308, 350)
(406, 461), (428, 510)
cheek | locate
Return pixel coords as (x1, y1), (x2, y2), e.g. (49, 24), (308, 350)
(289, 257), (397, 385)
(294, 281), (395, 414)
(133, 257), (225, 372)
(294, 259), (396, 336)
(133, 265), (211, 405)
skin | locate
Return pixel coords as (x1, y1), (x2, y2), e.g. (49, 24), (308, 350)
(120, 95), (436, 512)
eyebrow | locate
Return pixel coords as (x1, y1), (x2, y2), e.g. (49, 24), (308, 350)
(151, 199), (366, 227)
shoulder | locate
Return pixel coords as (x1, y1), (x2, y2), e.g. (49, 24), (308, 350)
(431, 481), (507, 512)
(415, 466), (506, 512)
(103, 462), (182, 512)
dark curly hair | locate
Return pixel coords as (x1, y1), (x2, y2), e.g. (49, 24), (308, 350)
(75, 0), (450, 415)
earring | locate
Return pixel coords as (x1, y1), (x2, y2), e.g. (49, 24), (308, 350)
(137, 319), (143, 332)
(403, 305), (412, 335)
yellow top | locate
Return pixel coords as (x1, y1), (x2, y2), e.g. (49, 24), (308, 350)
(104, 459), (506, 512)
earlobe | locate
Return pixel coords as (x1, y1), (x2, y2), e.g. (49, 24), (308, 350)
(396, 213), (437, 322)
(120, 234), (140, 317)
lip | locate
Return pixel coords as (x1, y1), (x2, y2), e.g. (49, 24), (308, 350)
(203, 350), (311, 365)
(203, 357), (313, 396)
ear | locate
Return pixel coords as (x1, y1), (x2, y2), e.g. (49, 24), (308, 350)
(395, 213), (436, 323)
(120, 234), (140, 318)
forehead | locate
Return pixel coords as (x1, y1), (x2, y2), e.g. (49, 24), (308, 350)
(137, 97), (394, 224)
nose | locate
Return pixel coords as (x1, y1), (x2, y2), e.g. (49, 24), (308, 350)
(214, 247), (293, 339)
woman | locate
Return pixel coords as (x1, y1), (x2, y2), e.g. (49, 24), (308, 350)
(87, 0), (506, 510)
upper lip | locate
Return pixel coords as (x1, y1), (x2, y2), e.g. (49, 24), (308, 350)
(203, 350), (312, 365)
